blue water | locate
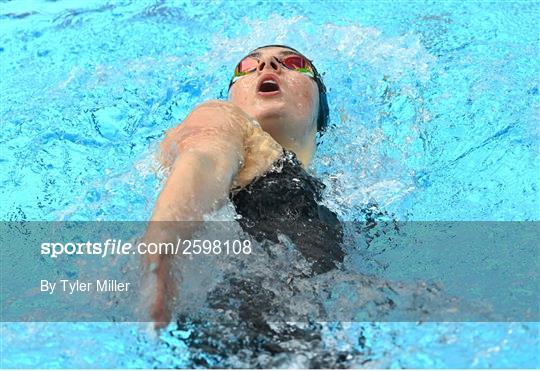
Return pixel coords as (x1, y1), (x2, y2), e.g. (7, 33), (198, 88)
(1, 0), (539, 368)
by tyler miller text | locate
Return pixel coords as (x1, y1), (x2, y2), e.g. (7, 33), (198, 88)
(41, 279), (131, 294)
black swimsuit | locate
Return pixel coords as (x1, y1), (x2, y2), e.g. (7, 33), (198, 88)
(167, 150), (346, 367)
(230, 149), (344, 275)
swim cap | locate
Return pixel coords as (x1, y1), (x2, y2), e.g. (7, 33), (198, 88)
(230, 44), (329, 134)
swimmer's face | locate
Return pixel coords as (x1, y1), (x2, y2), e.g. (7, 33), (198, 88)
(228, 46), (319, 143)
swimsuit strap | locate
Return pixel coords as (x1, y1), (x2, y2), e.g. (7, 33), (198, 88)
(231, 147), (344, 275)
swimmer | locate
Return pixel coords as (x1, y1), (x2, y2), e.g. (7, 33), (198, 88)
(143, 45), (342, 329)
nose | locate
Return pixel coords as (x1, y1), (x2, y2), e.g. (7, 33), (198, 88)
(257, 56), (281, 74)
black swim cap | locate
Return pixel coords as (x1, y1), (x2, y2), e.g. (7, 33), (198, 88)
(228, 44), (329, 134)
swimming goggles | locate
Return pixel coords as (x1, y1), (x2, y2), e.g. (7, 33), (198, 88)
(229, 54), (315, 87)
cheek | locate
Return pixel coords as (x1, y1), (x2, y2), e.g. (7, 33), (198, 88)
(287, 78), (318, 116)
(229, 83), (253, 107)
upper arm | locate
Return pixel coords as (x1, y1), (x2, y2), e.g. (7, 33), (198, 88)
(156, 100), (283, 192)
(158, 101), (248, 170)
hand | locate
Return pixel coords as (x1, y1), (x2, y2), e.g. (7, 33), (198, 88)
(140, 223), (181, 330)
(141, 252), (175, 330)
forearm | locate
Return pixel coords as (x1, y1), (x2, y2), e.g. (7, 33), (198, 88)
(151, 148), (240, 222)
(144, 145), (241, 250)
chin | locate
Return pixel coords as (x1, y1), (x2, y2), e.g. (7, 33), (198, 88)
(256, 113), (289, 134)
(252, 100), (288, 121)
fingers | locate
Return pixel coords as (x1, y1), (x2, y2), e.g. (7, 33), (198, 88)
(150, 278), (172, 330)
(151, 299), (171, 330)
(141, 252), (174, 330)
(152, 258), (174, 328)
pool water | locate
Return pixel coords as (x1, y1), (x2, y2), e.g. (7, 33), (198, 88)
(1, 0), (539, 368)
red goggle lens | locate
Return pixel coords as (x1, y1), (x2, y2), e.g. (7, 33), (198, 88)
(235, 57), (258, 75)
(235, 55), (311, 75)
(281, 55), (307, 70)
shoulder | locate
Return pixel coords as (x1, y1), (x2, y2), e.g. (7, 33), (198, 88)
(231, 125), (283, 190)
(232, 148), (325, 198)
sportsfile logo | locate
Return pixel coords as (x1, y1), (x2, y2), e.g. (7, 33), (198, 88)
(40, 238), (252, 258)
(40, 239), (133, 258)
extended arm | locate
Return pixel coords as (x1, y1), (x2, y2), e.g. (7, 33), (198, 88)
(143, 100), (282, 328)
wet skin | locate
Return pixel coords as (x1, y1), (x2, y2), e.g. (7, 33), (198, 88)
(143, 46), (321, 328)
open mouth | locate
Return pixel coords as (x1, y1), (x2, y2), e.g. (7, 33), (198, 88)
(257, 75), (281, 95)
(259, 80), (279, 92)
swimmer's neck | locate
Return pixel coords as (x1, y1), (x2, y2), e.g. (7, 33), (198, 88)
(272, 130), (317, 168)
(287, 141), (315, 168)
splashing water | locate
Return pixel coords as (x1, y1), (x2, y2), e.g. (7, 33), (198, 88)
(1, 0), (538, 368)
